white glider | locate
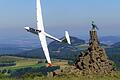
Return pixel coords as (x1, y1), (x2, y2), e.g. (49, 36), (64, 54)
(24, 0), (71, 67)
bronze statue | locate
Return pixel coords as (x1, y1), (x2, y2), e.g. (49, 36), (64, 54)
(92, 21), (99, 30)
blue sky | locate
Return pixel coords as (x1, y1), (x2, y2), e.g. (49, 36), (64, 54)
(0, 0), (120, 40)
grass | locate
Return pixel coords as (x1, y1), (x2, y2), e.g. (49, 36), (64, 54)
(0, 73), (120, 80)
(0, 56), (46, 70)
(0, 56), (120, 80)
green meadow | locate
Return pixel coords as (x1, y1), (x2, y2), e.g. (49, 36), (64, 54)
(0, 56), (120, 80)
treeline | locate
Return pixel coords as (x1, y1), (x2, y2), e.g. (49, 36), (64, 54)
(0, 61), (16, 67)
(0, 66), (60, 78)
(108, 54), (120, 70)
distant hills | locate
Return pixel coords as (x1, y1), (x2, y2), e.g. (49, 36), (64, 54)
(5, 36), (110, 60)
(48, 36), (85, 51)
(1, 36), (120, 60)
(111, 42), (120, 48)
(5, 37), (86, 60)
(0, 44), (24, 54)
(100, 36), (120, 45)
(0, 43), (36, 55)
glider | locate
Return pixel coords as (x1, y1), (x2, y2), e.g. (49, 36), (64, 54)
(24, 0), (71, 67)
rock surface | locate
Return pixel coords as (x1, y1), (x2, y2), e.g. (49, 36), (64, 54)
(75, 30), (116, 75)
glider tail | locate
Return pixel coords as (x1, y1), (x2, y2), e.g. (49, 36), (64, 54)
(61, 31), (71, 44)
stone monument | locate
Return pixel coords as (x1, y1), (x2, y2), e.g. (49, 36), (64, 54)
(75, 22), (115, 75)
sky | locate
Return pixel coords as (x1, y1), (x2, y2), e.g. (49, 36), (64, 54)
(0, 0), (120, 41)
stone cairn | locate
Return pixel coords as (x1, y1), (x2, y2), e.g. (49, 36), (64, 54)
(75, 23), (116, 75)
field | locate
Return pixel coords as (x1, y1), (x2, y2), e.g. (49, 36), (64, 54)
(0, 56), (69, 69)
(0, 56), (120, 80)
(0, 56), (45, 70)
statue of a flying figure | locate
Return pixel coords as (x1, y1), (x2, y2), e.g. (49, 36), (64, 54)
(91, 21), (99, 31)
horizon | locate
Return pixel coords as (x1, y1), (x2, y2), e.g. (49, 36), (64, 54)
(0, 0), (120, 44)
